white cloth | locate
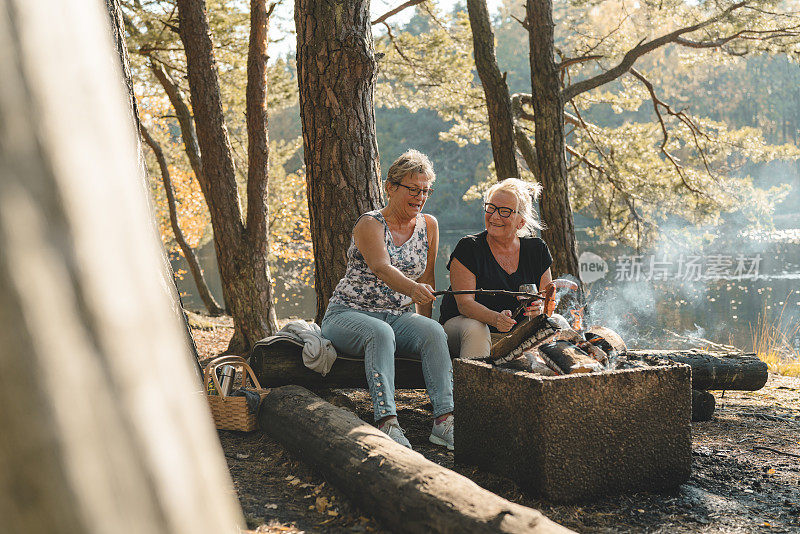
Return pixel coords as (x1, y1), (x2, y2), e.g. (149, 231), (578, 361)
(254, 320), (338, 376)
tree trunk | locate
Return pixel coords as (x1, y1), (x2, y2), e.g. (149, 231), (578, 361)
(140, 124), (225, 316)
(0, 0), (243, 530)
(467, 0), (519, 180)
(627, 349), (769, 391)
(177, 0), (278, 352)
(526, 0), (580, 280)
(295, 0), (384, 323)
(106, 0), (202, 372)
(259, 386), (572, 534)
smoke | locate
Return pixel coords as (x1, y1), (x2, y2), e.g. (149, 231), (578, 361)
(575, 169), (800, 348)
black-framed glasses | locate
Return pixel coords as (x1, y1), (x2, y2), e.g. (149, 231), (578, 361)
(484, 203), (516, 218)
(396, 183), (434, 198)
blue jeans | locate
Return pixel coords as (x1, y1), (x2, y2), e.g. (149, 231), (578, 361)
(321, 303), (454, 422)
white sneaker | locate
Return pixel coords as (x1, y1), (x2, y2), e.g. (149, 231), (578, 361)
(379, 418), (412, 449)
(429, 415), (454, 450)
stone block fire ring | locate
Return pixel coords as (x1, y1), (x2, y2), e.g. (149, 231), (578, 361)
(454, 357), (692, 503)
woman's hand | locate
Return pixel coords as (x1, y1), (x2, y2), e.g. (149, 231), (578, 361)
(411, 282), (435, 305)
(494, 310), (517, 333)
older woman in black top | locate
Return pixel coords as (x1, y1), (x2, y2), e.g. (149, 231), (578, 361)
(439, 178), (552, 358)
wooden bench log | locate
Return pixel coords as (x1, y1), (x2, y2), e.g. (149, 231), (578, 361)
(626, 349), (768, 391)
(249, 339), (426, 389)
(258, 385), (573, 534)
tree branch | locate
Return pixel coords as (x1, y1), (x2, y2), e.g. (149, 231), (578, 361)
(562, 1), (747, 101)
(149, 61), (204, 183)
(140, 123), (224, 316)
(372, 0), (425, 25)
(628, 68), (708, 195)
(512, 92), (589, 128)
(382, 22), (415, 65)
(556, 54), (602, 72)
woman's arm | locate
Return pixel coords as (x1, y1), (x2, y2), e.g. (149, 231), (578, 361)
(414, 214), (439, 318)
(450, 258), (516, 332)
(353, 216), (434, 305)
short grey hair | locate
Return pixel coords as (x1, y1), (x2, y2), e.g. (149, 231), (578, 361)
(386, 149), (435, 185)
(484, 178), (544, 236)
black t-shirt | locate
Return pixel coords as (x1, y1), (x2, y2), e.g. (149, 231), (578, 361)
(438, 231), (552, 333)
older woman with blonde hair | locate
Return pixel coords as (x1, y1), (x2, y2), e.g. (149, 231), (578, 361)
(321, 149), (454, 451)
(439, 178), (553, 359)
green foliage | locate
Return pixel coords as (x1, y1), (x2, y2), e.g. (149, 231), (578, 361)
(375, 0), (800, 249)
(124, 0), (300, 253)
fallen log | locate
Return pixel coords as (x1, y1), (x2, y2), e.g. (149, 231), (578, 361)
(626, 349), (768, 391)
(258, 385), (572, 534)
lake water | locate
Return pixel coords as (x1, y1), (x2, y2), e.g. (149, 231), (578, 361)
(174, 227), (800, 351)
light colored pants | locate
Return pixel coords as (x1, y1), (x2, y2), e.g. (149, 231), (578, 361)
(442, 315), (491, 359)
(443, 314), (571, 359)
(321, 303), (454, 422)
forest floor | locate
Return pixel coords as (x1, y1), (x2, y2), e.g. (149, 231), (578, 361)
(192, 317), (800, 533)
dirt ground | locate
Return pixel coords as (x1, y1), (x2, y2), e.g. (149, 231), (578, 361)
(193, 321), (800, 533)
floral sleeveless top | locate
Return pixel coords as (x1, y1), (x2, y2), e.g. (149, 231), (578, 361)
(329, 210), (429, 314)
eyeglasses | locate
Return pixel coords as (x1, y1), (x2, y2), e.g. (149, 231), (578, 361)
(396, 183), (434, 198)
(484, 203), (517, 218)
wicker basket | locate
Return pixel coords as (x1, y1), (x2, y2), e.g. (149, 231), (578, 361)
(205, 355), (269, 432)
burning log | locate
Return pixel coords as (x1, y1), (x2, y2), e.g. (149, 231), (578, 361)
(625, 349), (768, 391)
(538, 341), (603, 374)
(488, 314), (560, 364)
(258, 385), (573, 534)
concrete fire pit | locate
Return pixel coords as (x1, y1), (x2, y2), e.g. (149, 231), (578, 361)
(453, 358), (692, 503)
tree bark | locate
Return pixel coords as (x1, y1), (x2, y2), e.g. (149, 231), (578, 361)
(295, 0), (384, 323)
(106, 0), (202, 372)
(259, 386), (572, 534)
(0, 0), (243, 530)
(140, 124), (225, 316)
(467, 0), (519, 180)
(526, 0), (580, 280)
(177, 0), (278, 352)
(627, 349), (769, 391)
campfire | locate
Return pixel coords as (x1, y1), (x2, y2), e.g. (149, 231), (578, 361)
(485, 279), (637, 376)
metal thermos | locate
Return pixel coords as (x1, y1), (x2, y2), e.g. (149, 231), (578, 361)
(219, 364), (235, 395)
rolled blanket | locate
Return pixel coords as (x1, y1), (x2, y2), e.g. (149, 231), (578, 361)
(251, 319), (338, 376)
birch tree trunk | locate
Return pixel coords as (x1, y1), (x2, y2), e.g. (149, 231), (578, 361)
(0, 0), (243, 531)
(295, 0), (384, 322)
